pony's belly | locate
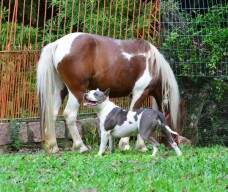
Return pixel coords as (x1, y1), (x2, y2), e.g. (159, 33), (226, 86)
(88, 82), (134, 97)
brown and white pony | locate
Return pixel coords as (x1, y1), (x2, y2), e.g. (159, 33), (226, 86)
(37, 33), (179, 153)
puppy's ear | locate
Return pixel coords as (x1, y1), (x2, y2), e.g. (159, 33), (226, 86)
(104, 88), (110, 96)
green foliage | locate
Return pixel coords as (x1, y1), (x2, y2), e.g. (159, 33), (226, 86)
(9, 120), (22, 150)
(161, 4), (228, 77)
(0, 23), (40, 49)
(0, 146), (227, 191)
(44, 0), (154, 44)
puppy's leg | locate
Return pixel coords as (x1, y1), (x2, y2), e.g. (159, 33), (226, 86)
(161, 125), (182, 156)
(171, 142), (182, 156)
(97, 131), (109, 156)
(141, 133), (159, 157)
(152, 145), (159, 157)
(109, 135), (114, 153)
(148, 137), (160, 157)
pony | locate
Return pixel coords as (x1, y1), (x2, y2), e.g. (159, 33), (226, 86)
(37, 33), (179, 153)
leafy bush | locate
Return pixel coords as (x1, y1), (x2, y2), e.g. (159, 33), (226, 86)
(9, 120), (22, 150)
(161, 3), (228, 76)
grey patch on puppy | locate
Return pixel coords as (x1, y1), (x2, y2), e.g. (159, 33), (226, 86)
(104, 107), (127, 131)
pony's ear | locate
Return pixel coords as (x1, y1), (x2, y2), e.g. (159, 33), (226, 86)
(104, 88), (110, 96)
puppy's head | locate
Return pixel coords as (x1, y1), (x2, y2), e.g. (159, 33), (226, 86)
(84, 88), (110, 107)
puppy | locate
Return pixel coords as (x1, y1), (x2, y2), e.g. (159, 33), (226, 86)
(84, 89), (182, 157)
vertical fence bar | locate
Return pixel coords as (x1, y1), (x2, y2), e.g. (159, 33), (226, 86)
(141, 0), (147, 39)
(124, 0), (130, 39)
(77, 0), (81, 32)
(136, 0), (142, 38)
(101, 0), (106, 36)
(6, 0), (11, 50)
(13, 0), (18, 48)
(57, 0), (62, 38)
(70, 0), (75, 33)
(20, 0), (26, 49)
(108, 0), (113, 37)
(0, 0), (4, 50)
(113, 0), (118, 38)
(8, 0), (16, 49)
(119, 0), (124, 38)
(63, 0), (68, 35)
(35, 0), (40, 49)
(49, 0), (54, 41)
(131, 0), (136, 38)
(95, 0), (100, 34)
(28, 0), (33, 49)
(83, 0), (87, 32)
(42, 0), (47, 47)
(89, 0), (94, 33)
(147, 0), (153, 41)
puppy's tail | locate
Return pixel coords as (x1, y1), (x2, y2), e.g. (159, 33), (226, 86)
(164, 125), (179, 135)
(157, 112), (179, 136)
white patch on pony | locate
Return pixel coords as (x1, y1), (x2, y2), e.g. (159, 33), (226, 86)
(129, 50), (152, 110)
(122, 52), (133, 60)
(53, 32), (84, 68)
(137, 53), (147, 57)
(63, 91), (88, 152)
(122, 51), (147, 61)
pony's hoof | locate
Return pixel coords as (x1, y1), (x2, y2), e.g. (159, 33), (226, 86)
(136, 146), (148, 152)
(119, 142), (131, 151)
(135, 143), (148, 152)
(151, 154), (157, 158)
(176, 151), (182, 156)
(79, 145), (89, 153)
(45, 143), (59, 153)
(95, 153), (103, 157)
(72, 143), (89, 153)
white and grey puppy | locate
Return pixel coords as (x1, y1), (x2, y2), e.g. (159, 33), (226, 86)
(84, 89), (182, 157)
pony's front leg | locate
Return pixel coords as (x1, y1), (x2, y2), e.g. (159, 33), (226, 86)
(119, 89), (149, 152)
(64, 92), (88, 153)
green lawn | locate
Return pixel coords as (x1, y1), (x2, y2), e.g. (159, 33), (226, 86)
(0, 146), (227, 192)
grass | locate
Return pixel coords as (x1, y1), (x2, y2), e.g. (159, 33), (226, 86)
(0, 145), (227, 192)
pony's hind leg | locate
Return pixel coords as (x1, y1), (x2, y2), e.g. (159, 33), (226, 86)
(43, 85), (63, 153)
(63, 92), (88, 153)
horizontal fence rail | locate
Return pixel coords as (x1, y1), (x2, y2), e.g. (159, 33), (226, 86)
(0, 0), (160, 120)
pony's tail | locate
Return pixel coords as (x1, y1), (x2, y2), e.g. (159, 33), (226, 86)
(149, 44), (180, 130)
(37, 43), (57, 149)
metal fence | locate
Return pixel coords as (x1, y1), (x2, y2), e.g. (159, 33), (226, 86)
(160, 0), (227, 77)
(0, 0), (160, 120)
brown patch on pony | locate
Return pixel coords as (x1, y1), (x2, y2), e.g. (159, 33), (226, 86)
(121, 38), (151, 54)
(57, 34), (148, 100)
